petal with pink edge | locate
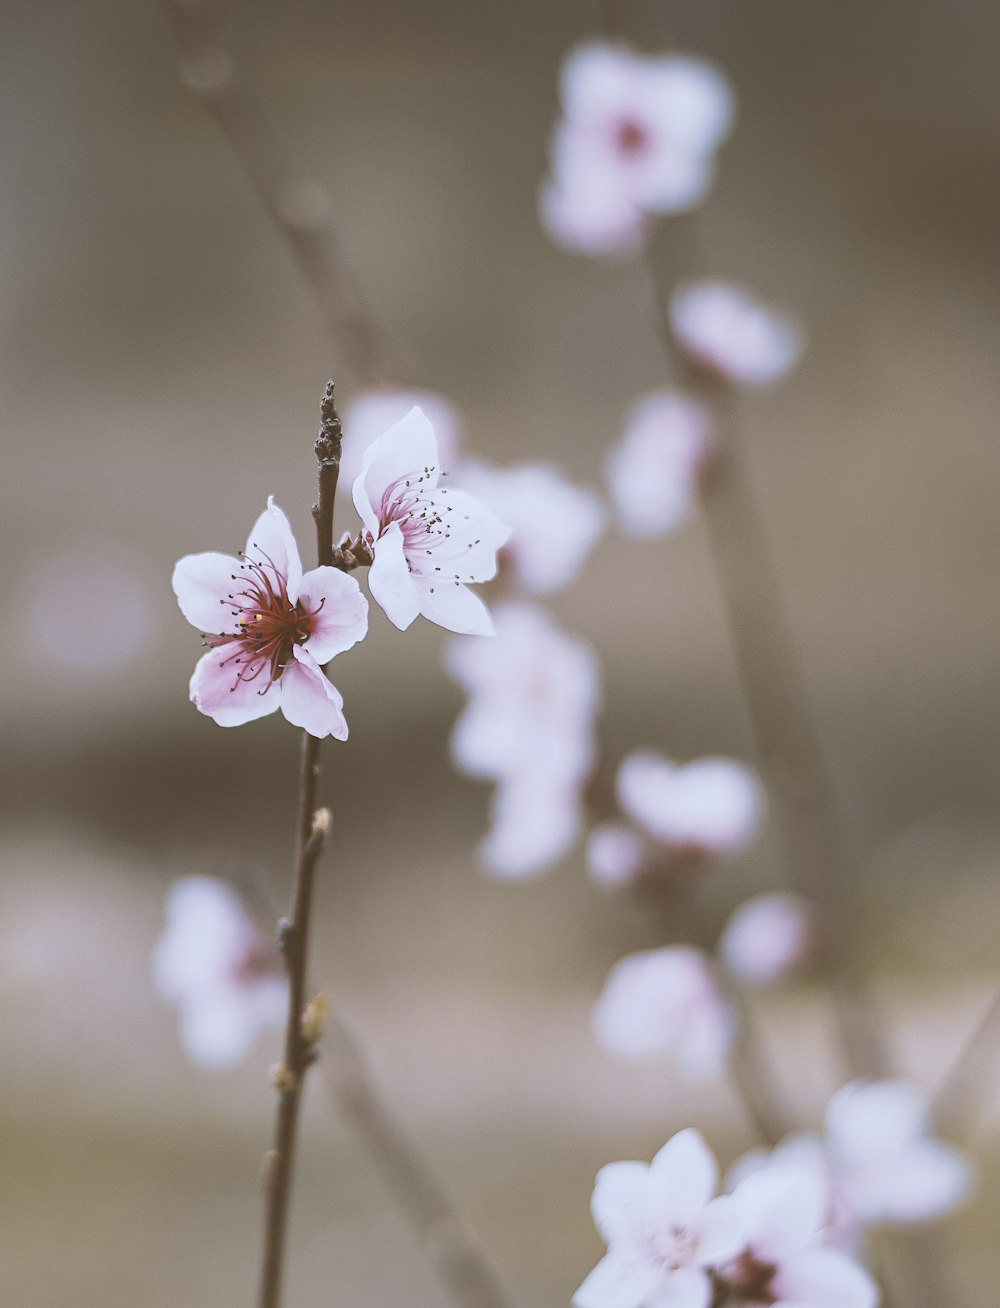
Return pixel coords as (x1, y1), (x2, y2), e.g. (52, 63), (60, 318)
(647, 1130), (718, 1228)
(418, 577), (494, 635)
(573, 1250), (661, 1308)
(298, 566), (369, 663)
(172, 551), (242, 633)
(189, 644), (281, 728)
(353, 406), (441, 530)
(244, 497), (303, 602)
(368, 521), (421, 630)
(280, 649), (348, 739)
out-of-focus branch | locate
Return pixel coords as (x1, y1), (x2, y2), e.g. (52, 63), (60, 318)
(158, 0), (392, 386)
(932, 983), (1000, 1141)
(323, 1014), (514, 1308)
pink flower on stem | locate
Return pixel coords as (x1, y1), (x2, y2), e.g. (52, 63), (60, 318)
(723, 1166), (879, 1308)
(605, 391), (714, 538)
(592, 945), (735, 1079)
(574, 1129), (743, 1308)
(153, 877), (286, 1068)
(542, 43), (735, 258)
(352, 406), (510, 635)
(173, 498), (368, 738)
(718, 892), (814, 987)
(616, 751), (764, 857)
(586, 822), (647, 890)
(670, 280), (804, 387)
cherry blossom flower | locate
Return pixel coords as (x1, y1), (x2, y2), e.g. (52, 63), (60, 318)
(173, 498), (368, 738)
(574, 1129), (743, 1308)
(341, 388), (461, 493)
(586, 822), (647, 890)
(605, 391), (714, 538)
(542, 43), (735, 257)
(352, 406), (509, 635)
(616, 751), (764, 856)
(592, 945), (735, 1079)
(824, 1080), (974, 1225)
(153, 877), (286, 1068)
(722, 1166), (879, 1308)
(670, 280), (804, 387)
(457, 460), (606, 594)
(718, 892), (813, 986)
(446, 602), (600, 876)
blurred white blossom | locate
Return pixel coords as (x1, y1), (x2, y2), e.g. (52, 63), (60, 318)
(671, 280), (804, 386)
(447, 601), (600, 877)
(542, 42), (735, 257)
(574, 1129), (743, 1308)
(153, 876), (286, 1068)
(616, 750), (763, 855)
(341, 388), (462, 492)
(458, 460), (606, 594)
(586, 822), (647, 889)
(605, 391), (714, 537)
(592, 945), (735, 1078)
(718, 891), (813, 986)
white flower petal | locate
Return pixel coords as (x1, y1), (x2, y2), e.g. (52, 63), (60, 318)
(573, 1250), (661, 1308)
(647, 1129), (718, 1227)
(418, 576), (495, 636)
(279, 649), (348, 739)
(245, 497), (303, 602)
(172, 551), (243, 633)
(189, 643), (281, 728)
(298, 566), (369, 663)
(590, 1161), (651, 1244)
(367, 520), (421, 630)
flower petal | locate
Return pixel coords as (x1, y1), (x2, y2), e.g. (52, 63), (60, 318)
(244, 497), (303, 602)
(771, 1248), (878, 1308)
(189, 644), (281, 728)
(591, 1161), (651, 1244)
(299, 566), (369, 662)
(368, 520), (421, 630)
(417, 577), (495, 635)
(647, 1129), (718, 1227)
(172, 551), (242, 633)
(647, 1267), (712, 1308)
(280, 649), (348, 739)
(406, 487), (510, 580)
(573, 1250), (661, 1308)
(353, 405), (441, 532)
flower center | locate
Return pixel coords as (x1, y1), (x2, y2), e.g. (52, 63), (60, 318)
(725, 1249), (779, 1304)
(210, 548), (321, 694)
(616, 116), (650, 156)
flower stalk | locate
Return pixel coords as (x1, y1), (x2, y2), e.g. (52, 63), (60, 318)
(256, 386), (344, 1308)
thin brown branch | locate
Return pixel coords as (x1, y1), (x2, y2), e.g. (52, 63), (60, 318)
(158, 0), (391, 386)
(323, 1015), (514, 1308)
(932, 982), (1000, 1142)
(256, 386), (344, 1308)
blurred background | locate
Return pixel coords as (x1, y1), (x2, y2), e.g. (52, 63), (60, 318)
(2, 0), (999, 1303)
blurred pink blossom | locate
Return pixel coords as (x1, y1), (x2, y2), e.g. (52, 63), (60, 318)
(173, 497), (368, 737)
(824, 1080), (974, 1226)
(153, 877), (286, 1068)
(605, 391), (714, 537)
(591, 945), (735, 1078)
(542, 43), (735, 257)
(458, 460), (606, 594)
(670, 280), (804, 386)
(447, 601), (600, 876)
(718, 892), (813, 986)
(352, 406), (509, 635)
(616, 750), (764, 855)
(586, 822), (647, 889)
(723, 1166), (879, 1308)
(574, 1129), (743, 1308)
(341, 388), (462, 493)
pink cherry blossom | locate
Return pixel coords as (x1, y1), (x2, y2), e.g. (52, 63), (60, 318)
(616, 751), (764, 855)
(352, 406), (509, 635)
(718, 892), (813, 986)
(446, 602), (600, 877)
(670, 280), (804, 387)
(341, 388), (462, 493)
(586, 822), (647, 889)
(542, 43), (735, 258)
(605, 391), (714, 537)
(574, 1129), (743, 1308)
(153, 877), (286, 1068)
(824, 1080), (974, 1225)
(723, 1167), (879, 1308)
(457, 460), (606, 594)
(592, 945), (735, 1079)
(173, 498), (368, 738)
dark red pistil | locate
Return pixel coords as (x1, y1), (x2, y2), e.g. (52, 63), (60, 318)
(616, 116), (649, 155)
